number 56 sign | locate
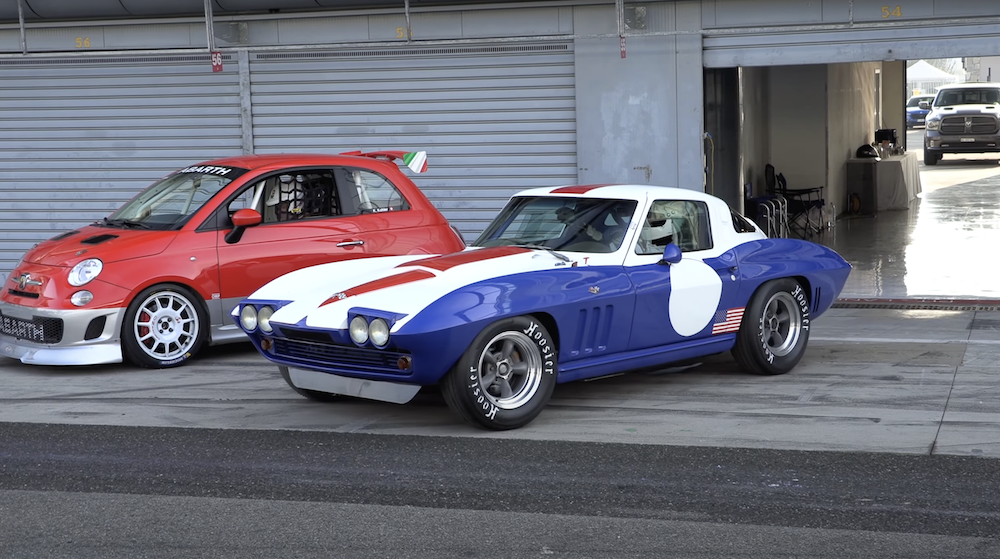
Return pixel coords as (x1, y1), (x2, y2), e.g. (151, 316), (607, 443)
(211, 51), (224, 73)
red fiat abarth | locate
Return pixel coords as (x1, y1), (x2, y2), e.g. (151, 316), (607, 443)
(0, 150), (465, 368)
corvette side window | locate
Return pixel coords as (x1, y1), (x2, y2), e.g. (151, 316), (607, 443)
(635, 200), (713, 254)
(731, 209), (757, 233)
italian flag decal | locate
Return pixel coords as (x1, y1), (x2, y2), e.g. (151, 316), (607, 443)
(403, 151), (428, 174)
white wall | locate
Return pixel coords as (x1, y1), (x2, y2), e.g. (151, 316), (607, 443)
(755, 62), (879, 218)
(767, 65), (827, 193)
(739, 66), (770, 199)
(979, 56), (1000, 82)
(827, 61), (880, 215)
(882, 60), (906, 139)
(574, 1), (704, 190)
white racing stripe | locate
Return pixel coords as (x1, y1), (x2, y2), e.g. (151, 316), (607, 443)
(263, 249), (575, 331)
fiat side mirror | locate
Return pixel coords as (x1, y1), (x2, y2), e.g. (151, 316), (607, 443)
(226, 208), (262, 244)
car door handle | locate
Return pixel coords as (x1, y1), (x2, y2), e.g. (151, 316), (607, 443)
(336, 240), (365, 247)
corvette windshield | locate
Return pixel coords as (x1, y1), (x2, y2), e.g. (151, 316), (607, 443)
(474, 196), (638, 254)
(104, 167), (248, 230)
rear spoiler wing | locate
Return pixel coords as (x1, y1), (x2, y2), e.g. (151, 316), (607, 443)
(340, 150), (428, 174)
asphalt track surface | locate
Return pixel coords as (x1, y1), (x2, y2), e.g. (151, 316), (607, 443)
(2, 422), (1000, 558)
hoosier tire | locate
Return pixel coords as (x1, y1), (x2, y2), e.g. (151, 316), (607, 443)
(441, 316), (557, 430)
(732, 278), (811, 376)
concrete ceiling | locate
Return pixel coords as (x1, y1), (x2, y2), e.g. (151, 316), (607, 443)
(2, 0), (540, 22)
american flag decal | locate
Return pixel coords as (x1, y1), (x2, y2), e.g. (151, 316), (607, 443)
(712, 307), (745, 334)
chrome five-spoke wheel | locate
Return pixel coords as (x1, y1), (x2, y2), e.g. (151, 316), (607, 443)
(475, 330), (544, 410)
(761, 291), (802, 357)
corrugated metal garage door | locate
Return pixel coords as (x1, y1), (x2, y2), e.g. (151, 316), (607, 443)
(0, 54), (243, 282)
(703, 22), (1000, 67)
(249, 43), (577, 238)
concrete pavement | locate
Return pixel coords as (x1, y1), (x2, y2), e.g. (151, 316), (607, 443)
(1, 307), (998, 457)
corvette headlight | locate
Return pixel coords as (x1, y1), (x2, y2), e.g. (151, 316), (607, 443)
(926, 118), (941, 131)
(258, 306), (274, 333)
(68, 258), (103, 287)
(240, 305), (258, 331)
(350, 316), (369, 344)
(369, 318), (390, 347)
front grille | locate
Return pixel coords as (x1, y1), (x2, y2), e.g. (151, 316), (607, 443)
(7, 288), (40, 299)
(941, 116), (998, 135)
(280, 327), (335, 344)
(0, 313), (63, 343)
(273, 338), (412, 375)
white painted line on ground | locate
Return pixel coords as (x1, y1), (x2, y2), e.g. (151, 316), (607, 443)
(812, 336), (998, 344)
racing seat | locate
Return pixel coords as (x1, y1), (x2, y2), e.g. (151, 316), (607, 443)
(264, 176), (306, 222)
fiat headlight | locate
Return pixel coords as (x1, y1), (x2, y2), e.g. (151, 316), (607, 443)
(70, 291), (94, 307)
(68, 258), (103, 287)
(258, 306), (274, 333)
(925, 117), (941, 131)
(349, 316), (369, 344)
(240, 305), (258, 331)
(369, 318), (390, 347)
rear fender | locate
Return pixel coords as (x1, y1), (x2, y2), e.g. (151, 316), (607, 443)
(732, 239), (851, 317)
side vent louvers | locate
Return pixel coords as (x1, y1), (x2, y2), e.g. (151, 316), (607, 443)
(813, 287), (822, 313)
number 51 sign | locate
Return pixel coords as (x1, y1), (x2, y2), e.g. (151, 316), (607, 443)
(211, 51), (223, 72)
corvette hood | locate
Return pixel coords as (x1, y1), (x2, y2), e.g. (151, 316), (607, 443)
(252, 247), (577, 332)
(22, 225), (177, 267)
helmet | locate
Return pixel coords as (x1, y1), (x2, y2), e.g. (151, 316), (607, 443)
(856, 144), (881, 160)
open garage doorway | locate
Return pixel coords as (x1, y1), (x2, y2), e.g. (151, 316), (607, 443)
(705, 51), (1000, 300)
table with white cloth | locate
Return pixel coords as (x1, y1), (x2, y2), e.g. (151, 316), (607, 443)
(876, 152), (921, 210)
(846, 152), (922, 214)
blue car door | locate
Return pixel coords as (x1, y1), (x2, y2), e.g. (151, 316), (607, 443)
(624, 199), (742, 351)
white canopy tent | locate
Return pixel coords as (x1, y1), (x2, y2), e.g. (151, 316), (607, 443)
(907, 60), (963, 96)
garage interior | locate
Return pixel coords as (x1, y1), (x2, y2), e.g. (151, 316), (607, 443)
(700, 4), (1000, 301)
(3, 1), (1000, 301)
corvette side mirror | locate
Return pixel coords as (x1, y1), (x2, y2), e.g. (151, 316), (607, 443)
(658, 244), (682, 265)
(226, 208), (262, 244)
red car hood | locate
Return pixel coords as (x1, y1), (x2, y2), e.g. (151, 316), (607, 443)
(23, 225), (177, 268)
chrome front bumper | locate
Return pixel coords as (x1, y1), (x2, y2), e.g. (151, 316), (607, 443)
(0, 301), (126, 366)
(285, 366), (421, 404)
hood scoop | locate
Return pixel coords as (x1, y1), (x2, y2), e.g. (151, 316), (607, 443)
(80, 234), (119, 245)
(49, 230), (80, 241)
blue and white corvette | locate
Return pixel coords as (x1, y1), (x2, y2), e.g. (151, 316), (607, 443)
(235, 184), (851, 430)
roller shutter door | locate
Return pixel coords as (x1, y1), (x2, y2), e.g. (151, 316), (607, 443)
(0, 54), (243, 282)
(249, 43), (577, 238)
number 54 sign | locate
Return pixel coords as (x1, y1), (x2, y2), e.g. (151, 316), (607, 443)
(211, 51), (224, 73)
